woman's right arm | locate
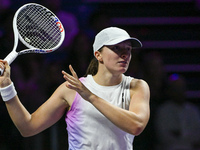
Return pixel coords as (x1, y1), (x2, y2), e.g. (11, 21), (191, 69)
(0, 60), (74, 137)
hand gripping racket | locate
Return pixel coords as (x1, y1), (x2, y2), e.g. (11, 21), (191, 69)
(0, 3), (65, 75)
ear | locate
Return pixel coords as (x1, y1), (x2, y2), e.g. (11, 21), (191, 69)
(94, 51), (103, 62)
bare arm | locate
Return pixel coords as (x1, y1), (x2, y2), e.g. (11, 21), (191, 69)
(62, 65), (150, 135)
(91, 79), (150, 135)
(0, 60), (72, 137)
(5, 84), (70, 137)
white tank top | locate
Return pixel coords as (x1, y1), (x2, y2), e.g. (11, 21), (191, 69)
(65, 74), (135, 150)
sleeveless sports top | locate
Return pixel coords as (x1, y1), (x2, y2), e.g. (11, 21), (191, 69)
(65, 74), (135, 150)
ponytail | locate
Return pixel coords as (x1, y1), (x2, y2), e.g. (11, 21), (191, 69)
(84, 57), (98, 77)
(84, 48), (102, 77)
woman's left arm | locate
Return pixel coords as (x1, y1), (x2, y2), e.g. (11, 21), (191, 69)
(62, 65), (150, 136)
(90, 79), (150, 136)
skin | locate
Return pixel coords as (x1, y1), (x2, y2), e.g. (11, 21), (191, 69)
(0, 40), (150, 137)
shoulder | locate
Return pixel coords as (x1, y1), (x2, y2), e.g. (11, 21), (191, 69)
(130, 78), (149, 91)
(54, 81), (77, 107)
(129, 78), (150, 100)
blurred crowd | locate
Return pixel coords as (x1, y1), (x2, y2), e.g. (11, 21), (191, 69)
(1, 0), (200, 150)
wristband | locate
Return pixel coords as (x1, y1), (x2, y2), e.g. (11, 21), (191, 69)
(0, 82), (17, 102)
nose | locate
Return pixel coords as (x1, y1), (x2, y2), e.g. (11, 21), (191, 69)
(121, 50), (130, 59)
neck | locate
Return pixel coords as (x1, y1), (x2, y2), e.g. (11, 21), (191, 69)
(93, 70), (123, 86)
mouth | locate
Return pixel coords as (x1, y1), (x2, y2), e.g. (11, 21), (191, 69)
(118, 61), (127, 64)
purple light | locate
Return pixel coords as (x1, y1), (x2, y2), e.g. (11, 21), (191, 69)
(169, 73), (179, 81)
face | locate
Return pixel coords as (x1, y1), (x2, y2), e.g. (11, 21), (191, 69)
(97, 40), (132, 74)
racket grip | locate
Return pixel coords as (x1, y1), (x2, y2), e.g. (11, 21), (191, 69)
(0, 51), (18, 76)
(4, 51), (18, 65)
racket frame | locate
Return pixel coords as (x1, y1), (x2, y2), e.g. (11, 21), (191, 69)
(0, 3), (65, 75)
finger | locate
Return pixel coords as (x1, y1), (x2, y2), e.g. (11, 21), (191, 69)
(0, 60), (8, 64)
(62, 70), (68, 77)
(62, 70), (78, 85)
(62, 70), (74, 81)
(0, 62), (4, 69)
(69, 65), (78, 79)
(0, 60), (9, 69)
(62, 70), (71, 80)
(62, 72), (79, 90)
(0, 61), (5, 76)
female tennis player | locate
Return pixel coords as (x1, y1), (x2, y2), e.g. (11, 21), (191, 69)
(0, 27), (150, 150)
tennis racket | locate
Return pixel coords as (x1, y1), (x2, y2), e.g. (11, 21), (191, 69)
(0, 3), (65, 75)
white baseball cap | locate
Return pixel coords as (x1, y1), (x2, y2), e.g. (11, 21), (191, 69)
(93, 27), (142, 54)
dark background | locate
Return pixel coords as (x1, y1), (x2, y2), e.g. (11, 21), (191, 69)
(0, 0), (200, 149)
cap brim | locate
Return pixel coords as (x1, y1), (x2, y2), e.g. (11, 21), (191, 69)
(104, 36), (142, 48)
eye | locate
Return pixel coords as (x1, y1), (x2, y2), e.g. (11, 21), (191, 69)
(126, 46), (132, 52)
(107, 45), (120, 52)
(112, 45), (119, 51)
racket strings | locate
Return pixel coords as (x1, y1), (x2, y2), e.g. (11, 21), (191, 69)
(17, 5), (62, 50)
(20, 7), (60, 49)
(27, 7), (60, 49)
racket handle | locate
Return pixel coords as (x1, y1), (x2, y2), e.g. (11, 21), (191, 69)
(0, 51), (18, 76)
(4, 51), (18, 65)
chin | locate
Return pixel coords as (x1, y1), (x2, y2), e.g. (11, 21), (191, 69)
(111, 66), (128, 75)
(119, 68), (128, 74)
